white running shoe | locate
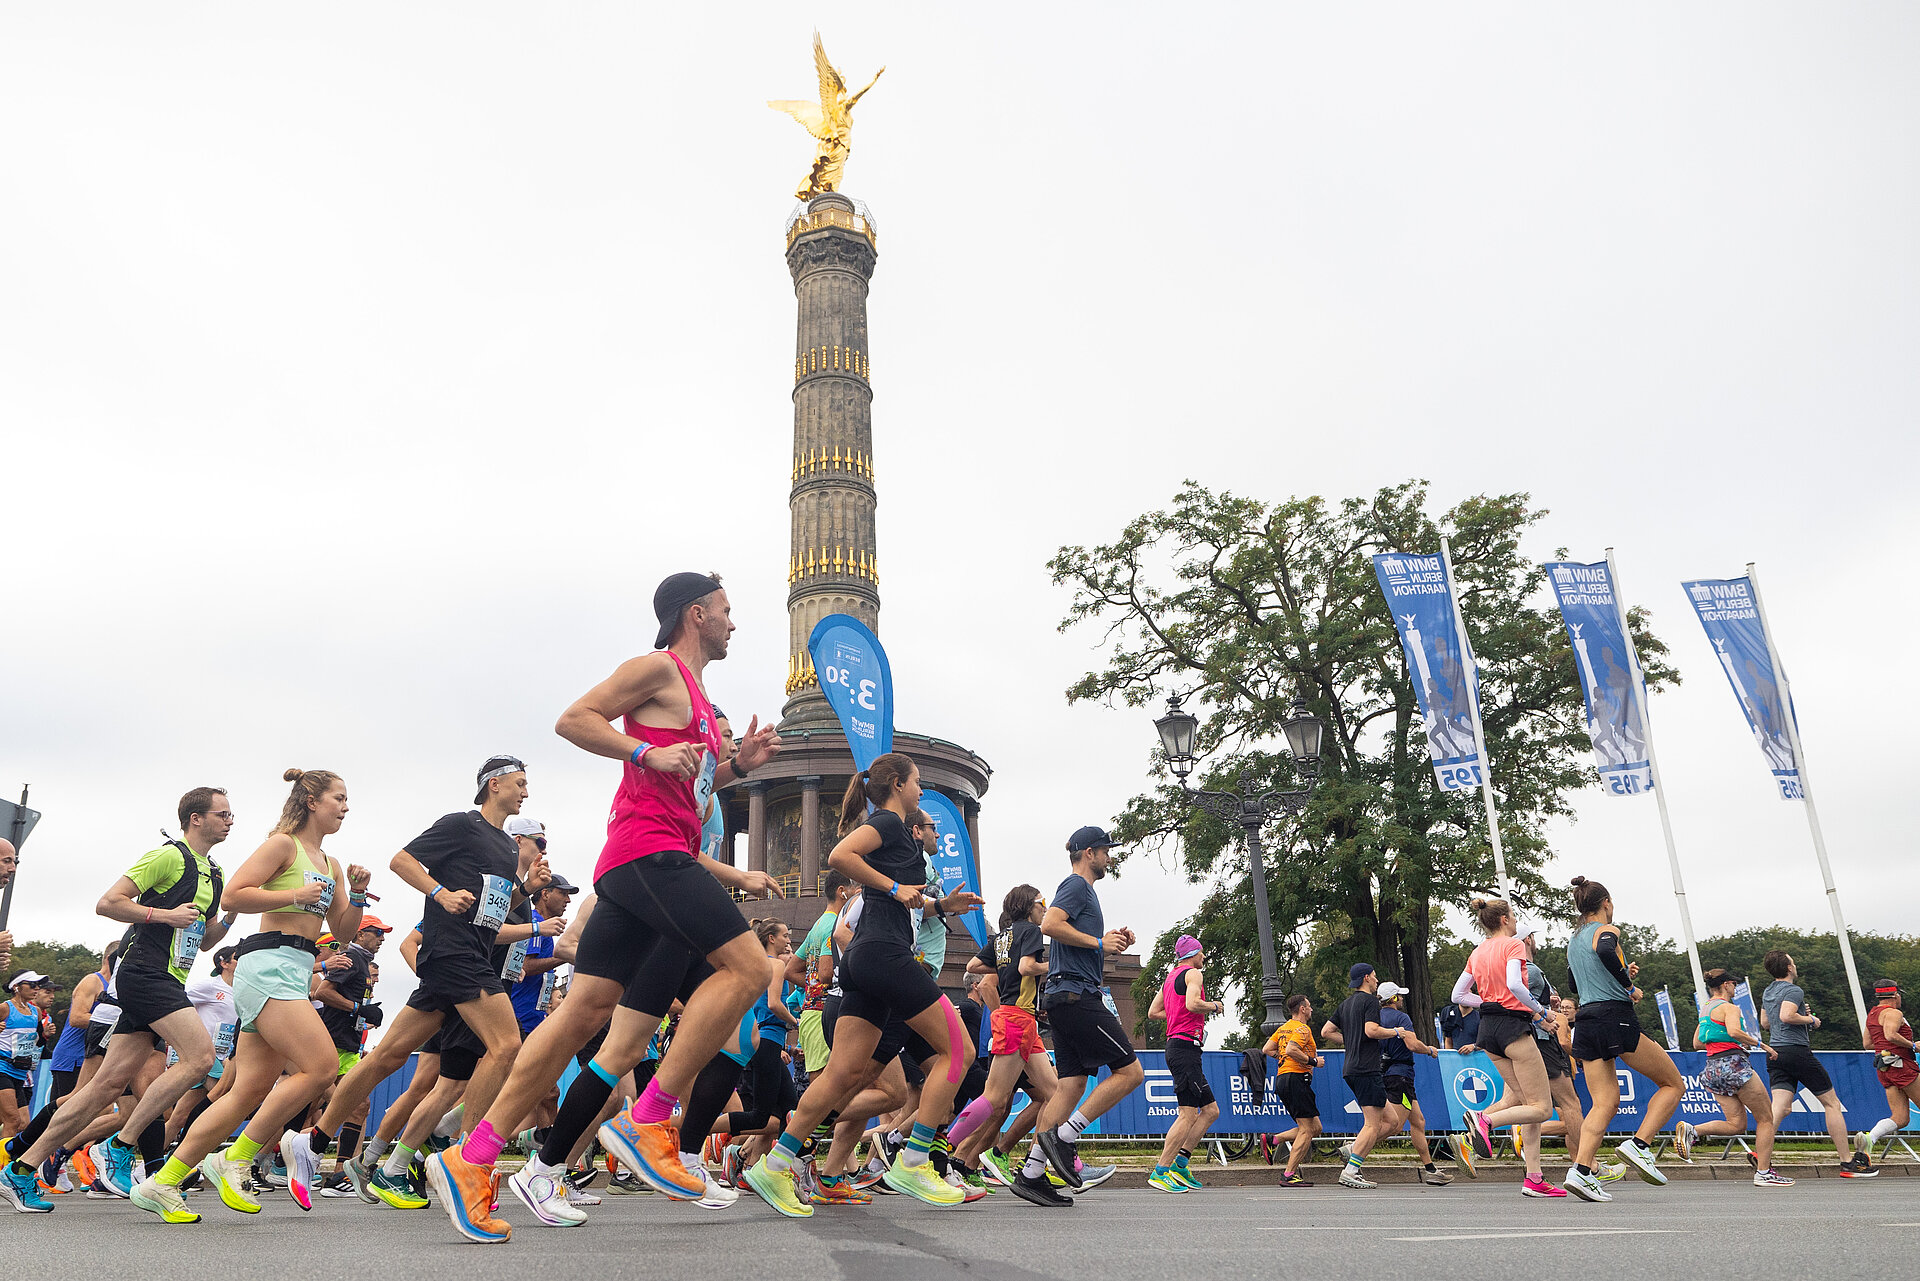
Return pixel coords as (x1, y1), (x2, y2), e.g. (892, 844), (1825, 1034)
(1674, 1120), (1697, 1163)
(1613, 1137), (1667, 1187)
(1562, 1167), (1612, 1203)
(692, 1163), (738, 1210)
(565, 1184), (602, 1208)
(1754, 1167), (1795, 1187)
(281, 1131), (319, 1210)
(509, 1161), (587, 1226)
(1337, 1168), (1377, 1189)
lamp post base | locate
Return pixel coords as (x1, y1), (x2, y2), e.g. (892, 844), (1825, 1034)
(1260, 975), (1289, 1037)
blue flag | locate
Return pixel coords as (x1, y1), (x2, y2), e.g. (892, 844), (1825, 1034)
(1545, 562), (1652, 797)
(919, 791), (988, 948)
(807, 614), (893, 774)
(1655, 988), (1680, 1051)
(1372, 552), (1484, 791)
(1681, 577), (1802, 800)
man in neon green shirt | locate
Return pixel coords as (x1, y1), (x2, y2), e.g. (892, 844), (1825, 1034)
(4, 788), (239, 1210)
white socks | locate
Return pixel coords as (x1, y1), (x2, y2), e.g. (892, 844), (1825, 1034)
(1870, 1117), (1900, 1145)
(1057, 1110), (1091, 1144)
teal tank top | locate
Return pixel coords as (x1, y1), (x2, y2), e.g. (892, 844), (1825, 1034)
(1697, 998), (1741, 1052)
(1568, 921), (1633, 1006)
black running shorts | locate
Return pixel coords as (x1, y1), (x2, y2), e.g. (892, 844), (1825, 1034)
(1475, 1006), (1537, 1058)
(405, 958), (508, 1015)
(1275, 1072), (1318, 1120)
(114, 960), (193, 1036)
(1571, 1000), (1644, 1063)
(1537, 1034), (1572, 1080)
(581, 852), (749, 979)
(872, 1012), (939, 1069)
(438, 1011), (484, 1082)
(1165, 1039), (1214, 1109)
(1045, 991), (1137, 1080)
(1346, 1071), (1387, 1110)
(839, 938), (943, 1038)
(1767, 1044), (1832, 1096)
(1384, 1074), (1418, 1110)
(420, 1024), (446, 1057)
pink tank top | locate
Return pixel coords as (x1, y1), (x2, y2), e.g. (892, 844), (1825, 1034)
(1163, 964), (1206, 1043)
(594, 651), (723, 883)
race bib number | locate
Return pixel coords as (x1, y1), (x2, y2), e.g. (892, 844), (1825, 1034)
(1101, 986), (1119, 1017)
(172, 916), (207, 971)
(537, 970), (558, 1012)
(302, 871), (336, 917)
(166, 1045), (179, 1068)
(474, 875), (513, 931)
(502, 938), (530, 983)
(692, 748), (718, 814)
(214, 1022), (238, 1059)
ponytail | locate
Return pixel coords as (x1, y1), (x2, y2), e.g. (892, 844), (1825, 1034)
(837, 752), (917, 836)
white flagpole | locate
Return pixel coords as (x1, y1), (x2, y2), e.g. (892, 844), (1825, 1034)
(1606, 549), (1706, 1001)
(1746, 562), (1870, 1037)
(1440, 538), (1510, 900)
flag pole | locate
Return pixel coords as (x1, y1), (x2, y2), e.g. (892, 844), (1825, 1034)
(1441, 538), (1509, 900)
(1746, 562), (1869, 1038)
(1606, 549), (1706, 1001)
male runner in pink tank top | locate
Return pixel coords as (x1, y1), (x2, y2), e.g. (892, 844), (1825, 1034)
(432, 572), (783, 1242)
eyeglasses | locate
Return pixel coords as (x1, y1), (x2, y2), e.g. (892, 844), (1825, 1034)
(207, 811), (234, 821)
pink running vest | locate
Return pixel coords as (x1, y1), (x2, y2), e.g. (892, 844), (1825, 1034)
(1163, 964), (1206, 1043)
(594, 650), (723, 883)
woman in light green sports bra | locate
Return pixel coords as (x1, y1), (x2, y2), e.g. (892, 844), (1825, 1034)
(141, 768), (373, 1220)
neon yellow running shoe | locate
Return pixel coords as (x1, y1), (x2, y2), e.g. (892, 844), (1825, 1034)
(130, 1177), (201, 1223)
(743, 1159), (813, 1219)
(199, 1151), (260, 1214)
(882, 1154), (965, 1206)
(370, 1166), (430, 1210)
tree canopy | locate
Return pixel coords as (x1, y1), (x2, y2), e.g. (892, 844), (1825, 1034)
(1050, 480), (1676, 1041)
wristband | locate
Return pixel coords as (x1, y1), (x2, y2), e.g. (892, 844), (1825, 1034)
(889, 881), (899, 897)
(630, 744), (651, 768)
(348, 892), (368, 906)
(728, 753), (750, 780)
(146, 907), (154, 924)
(430, 884), (444, 902)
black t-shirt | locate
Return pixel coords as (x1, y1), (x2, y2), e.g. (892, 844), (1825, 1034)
(994, 921), (1045, 1013)
(318, 943), (373, 1049)
(849, 810), (923, 952)
(407, 811), (519, 975)
(1334, 990), (1384, 1078)
(957, 995), (989, 1062)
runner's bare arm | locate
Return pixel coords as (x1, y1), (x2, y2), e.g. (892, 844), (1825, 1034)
(1319, 1019), (1343, 1045)
(400, 927), (422, 972)
(314, 978), (356, 1013)
(556, 653), (682, 763)
(827, 824), (925, 910)
(554, 894), (595, 964)
(719, 715), (783, 783)
(1147, 989), (1166, 1022)
(223, 834), (324, 914)
(699, 853), (782, 899)
(98, 874), (193, 927)
(390, 849), (475, 916)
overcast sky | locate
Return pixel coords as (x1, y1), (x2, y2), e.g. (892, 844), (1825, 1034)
(4, 6), (1916, 1027)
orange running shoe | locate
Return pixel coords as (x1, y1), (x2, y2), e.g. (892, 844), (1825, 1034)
(424, 1148), (510, 1244)
(70, 1147), (99, 1186)
(812, 1176), (874, 1205)
(598, 1113), (703, 1199)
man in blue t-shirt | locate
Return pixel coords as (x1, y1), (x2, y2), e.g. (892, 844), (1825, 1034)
(509, 872), (576, 1035)
(1029, 825), (1143, 1194)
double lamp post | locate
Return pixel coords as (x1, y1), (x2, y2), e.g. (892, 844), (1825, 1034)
(1153, 694), (1324, 1035)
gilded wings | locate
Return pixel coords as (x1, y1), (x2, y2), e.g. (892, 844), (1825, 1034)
(768, 31), (884, 200)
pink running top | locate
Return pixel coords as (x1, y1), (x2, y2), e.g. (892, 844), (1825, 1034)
(594, 650), (723, 883)
(1162, 964), (1207, 1043)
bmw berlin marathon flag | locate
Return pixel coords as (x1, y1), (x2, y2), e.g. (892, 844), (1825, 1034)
(1545, 562), (1652, 797)
(1373, 553), (1484, 791)
(807, 614), (893, 774)
(1682, 577), (1803, 800)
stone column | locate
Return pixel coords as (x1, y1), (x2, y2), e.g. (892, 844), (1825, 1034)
(747, 783), (769, 873)
(799, 777), (822, 894)
(780, 192), (881, 729)
(963, 795), (981, 861)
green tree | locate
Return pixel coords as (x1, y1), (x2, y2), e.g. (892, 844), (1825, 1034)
(1051, 480), (1676, 1042)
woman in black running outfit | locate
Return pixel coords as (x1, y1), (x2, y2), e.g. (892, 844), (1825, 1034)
(742, 753), (983, 1215)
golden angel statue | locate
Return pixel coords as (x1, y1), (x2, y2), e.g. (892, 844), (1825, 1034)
(768, 32), (884, 201)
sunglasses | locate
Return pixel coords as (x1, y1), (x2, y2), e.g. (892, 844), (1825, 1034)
(520, 834), (547, 851)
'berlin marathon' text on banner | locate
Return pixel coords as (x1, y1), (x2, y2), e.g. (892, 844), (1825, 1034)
(1681, 577), (1803, 800)
(1544, 561), (1652, 797)
(1372, 552), (1483, 791)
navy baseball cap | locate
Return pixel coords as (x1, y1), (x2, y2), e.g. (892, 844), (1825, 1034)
(1066, 825), (1119, 853)
(1348, 962), (1375, 989)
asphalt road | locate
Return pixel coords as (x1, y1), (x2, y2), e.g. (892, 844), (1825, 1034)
(11, 1178), (1919, 1279)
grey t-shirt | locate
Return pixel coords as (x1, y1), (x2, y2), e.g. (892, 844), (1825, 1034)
(1764, 979), (1812, 1048)
(1047, 872), (1105, 995)
(1525, 966), (1557, 1041)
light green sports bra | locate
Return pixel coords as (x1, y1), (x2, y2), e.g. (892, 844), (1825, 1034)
(262, 835), (334, 919)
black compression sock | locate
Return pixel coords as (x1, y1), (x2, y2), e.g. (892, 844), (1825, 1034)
(137, 1118), (167, 1176)
(308, 1127), (334, 1157)
(1424, 1162), (1436, 1171)
(1575, 1163), (1592, 1176)
(542, 1067), (617, 1168)
(13, 1102), (57, 1157)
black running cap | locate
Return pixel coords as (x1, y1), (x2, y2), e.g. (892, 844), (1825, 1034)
(654, 572), (723, 649)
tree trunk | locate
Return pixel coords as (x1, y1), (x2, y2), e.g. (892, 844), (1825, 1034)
(1401, 906), (1435, 1037)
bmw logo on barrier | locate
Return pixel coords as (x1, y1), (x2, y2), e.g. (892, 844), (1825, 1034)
(1451, 1066), (1499, 1110)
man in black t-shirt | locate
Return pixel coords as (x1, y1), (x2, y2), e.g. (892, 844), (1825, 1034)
(316, 922), (389, 1069)
(303, 756), (548, 1203)
(1320, 963), (1415, 1190)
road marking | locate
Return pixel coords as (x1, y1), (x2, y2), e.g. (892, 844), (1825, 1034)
(1880, 1222), (1920, 1227)
(1387, 1229), (1682, 1242)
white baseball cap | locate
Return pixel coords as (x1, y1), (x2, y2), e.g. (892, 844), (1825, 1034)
(504, 816), (546, 838)
(1377, 981), (1409, 1001)
(7, 971), (49, 990)
(1513, 916), (1541, 941)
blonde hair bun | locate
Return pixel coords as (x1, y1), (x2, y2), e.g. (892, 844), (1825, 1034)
(283, 767), (305, 783)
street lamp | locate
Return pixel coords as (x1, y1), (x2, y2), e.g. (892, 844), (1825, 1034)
(1156, 693), (1324, 1034)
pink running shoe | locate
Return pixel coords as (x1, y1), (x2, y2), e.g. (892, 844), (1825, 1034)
(1521, 1175), (1568, 1198)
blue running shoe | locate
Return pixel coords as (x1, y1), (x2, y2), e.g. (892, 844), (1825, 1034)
(96, 1139), (136, 1199)
(2, 1161), (54, 1213)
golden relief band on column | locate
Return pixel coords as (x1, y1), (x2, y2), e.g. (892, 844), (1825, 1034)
(787, 547), (879, 586)
(790, 448), (875, 481)
(786, 649), (820, 695)
(794, 346), (869, 385)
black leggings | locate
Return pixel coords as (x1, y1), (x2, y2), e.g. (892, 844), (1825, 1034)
(680, 1054), (748, 1149)
(728, 1039), (799, 1137)
(49, 1069), (79, 1106)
